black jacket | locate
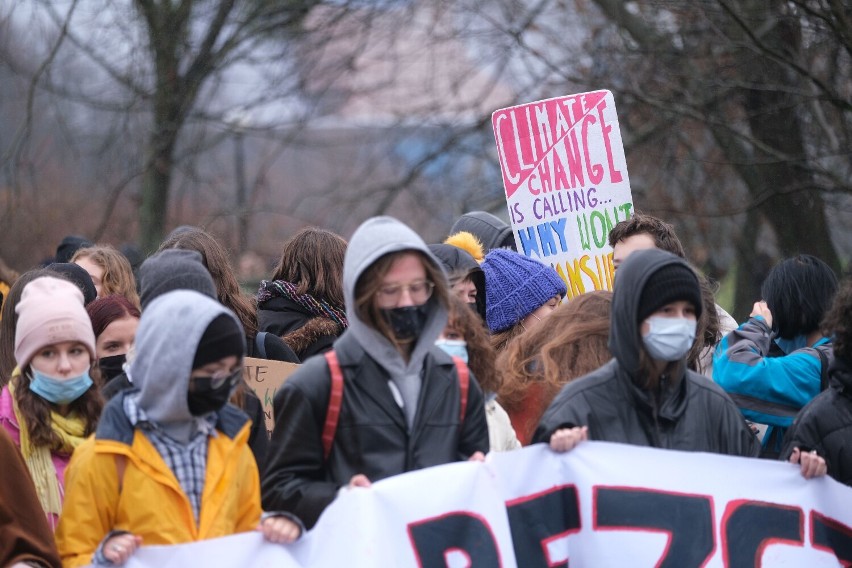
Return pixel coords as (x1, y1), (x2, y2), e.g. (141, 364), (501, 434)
(782, 355), (852, 486)
(533, 249), (759, 457)
(533, 359), (760, 456)
(261, 332), (489, 528)
(258, 296), (340, 361)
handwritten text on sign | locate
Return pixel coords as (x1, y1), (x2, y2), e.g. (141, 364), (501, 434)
(492, 91), (634, 298)
(242, 357), (299, 433)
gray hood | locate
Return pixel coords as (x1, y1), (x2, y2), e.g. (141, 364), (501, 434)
(342, 216), (448, 377)
(609, 248), (696, 377)
(130, 289), (246, 425)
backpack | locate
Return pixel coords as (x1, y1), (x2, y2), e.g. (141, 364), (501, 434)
(758, 343), (831, 459)
(320, 350), (470, 460)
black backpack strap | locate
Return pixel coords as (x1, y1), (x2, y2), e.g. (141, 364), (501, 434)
(255, 332), (268, 359)
(817, 346), (830, 392)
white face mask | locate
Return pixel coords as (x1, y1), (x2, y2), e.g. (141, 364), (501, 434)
(641, 317), (697, 362)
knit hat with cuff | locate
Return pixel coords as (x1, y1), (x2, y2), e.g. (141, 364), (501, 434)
(482, 249), (566, 333)
(15, 276), (96, 368)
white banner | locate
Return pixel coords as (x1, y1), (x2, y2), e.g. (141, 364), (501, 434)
(124, 442), (852, 567)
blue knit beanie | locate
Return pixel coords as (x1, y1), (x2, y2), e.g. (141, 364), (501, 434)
(482, 249), (567, 332)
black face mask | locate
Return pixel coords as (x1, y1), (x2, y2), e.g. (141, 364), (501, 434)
(381, 304), (430, 341)
(187, 370), (240, 416)
(98, 354), (127, 382)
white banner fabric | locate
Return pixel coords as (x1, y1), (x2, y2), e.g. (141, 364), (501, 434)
(122, 442), (852, 567)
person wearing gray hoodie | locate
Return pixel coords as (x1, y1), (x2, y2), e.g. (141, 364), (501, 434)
(262, 216), (489, 530)
(534, 249), (760, 457)
(55, 291), (300, 566)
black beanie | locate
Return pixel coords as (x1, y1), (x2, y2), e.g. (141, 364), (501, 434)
(55, 235), (93, 263)
(192, 314), (245, 370)
(139, 249), (217, 309)
(637, 263), (702, 323)
(47, 262), (98, 305)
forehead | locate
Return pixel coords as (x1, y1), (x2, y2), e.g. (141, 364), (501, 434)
(616, 233), (657, 253)
(383, 253), (426, 282)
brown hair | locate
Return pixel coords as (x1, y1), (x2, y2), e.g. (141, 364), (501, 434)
(72, 245), (140, 308)
(444, 295), (501, 395)
(271, 227), (347, 308)
(607, 212), (686, 258)
(12, 364), (103, 450)
(490, 323), (526, 354)
(0, 269), (57, 385)
(354, 250), (449, 352)
(497, 291), (613, 438)
(823, 275), (852, 360)
(689, 273), (722, 374)
(158, 229), (258, 338)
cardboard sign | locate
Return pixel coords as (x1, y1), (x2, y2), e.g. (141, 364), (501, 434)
(242, 356), (299, 433)
(492, 90), (633, 298)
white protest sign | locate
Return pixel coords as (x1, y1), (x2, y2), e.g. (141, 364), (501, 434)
(492, 90), (633, 298)
(124, 442), (852, 567)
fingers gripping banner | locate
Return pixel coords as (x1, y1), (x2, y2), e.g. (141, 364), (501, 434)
(123, 443), (852, 567)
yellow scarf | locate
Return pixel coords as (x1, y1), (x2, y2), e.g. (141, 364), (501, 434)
(8, 376), (88, 517)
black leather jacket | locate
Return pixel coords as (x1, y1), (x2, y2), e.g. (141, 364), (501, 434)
(261, 332), (489, 528)
(533, 359), (760, 456)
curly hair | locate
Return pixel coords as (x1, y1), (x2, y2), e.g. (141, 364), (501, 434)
(497, 291), (613, 439)
(72, 245), (140, 308)
(443, 295), (501, 395)
(822, 275), (852, 360)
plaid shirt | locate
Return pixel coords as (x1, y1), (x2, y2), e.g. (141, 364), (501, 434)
(123, 395), (217, 523)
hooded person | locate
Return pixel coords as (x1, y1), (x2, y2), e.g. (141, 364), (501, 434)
(533, 249), (760, 458)
(133, 248), (271, 469)
(262, 216), (489, 529)
(55, 290), (301, 567)
(449, 211), (516, 252)
(427, 243), (486, 320)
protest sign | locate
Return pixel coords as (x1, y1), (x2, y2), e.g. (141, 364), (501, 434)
(492, 90), (633, 298)
(242, 356), (299, 433)
(126, 442), (852, 567)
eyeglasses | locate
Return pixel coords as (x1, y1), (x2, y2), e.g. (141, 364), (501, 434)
(377, 280), (435, 305)
(190, 367), (242, 392)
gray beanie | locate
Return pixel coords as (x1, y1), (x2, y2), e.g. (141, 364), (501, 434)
(138, 249), (217, 309)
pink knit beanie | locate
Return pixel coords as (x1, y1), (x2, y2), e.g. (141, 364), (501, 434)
(14, 276), (96, 368)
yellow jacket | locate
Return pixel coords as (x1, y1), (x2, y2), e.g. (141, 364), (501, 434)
(55, 400), (261, 568)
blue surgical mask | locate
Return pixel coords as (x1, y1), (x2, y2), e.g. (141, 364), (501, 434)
(435, 339), (469, 363)
(641, 317), (697, 362)
(29, 368), (93, 405)
(774, 334), (809, 355)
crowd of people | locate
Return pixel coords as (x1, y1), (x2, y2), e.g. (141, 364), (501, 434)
(0, 210), (848, 567)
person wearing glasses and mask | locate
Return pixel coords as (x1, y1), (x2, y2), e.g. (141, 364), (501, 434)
(534, 249), (763, 461)
(56, 290), (301, 567)
(262, 216), (489, 530)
